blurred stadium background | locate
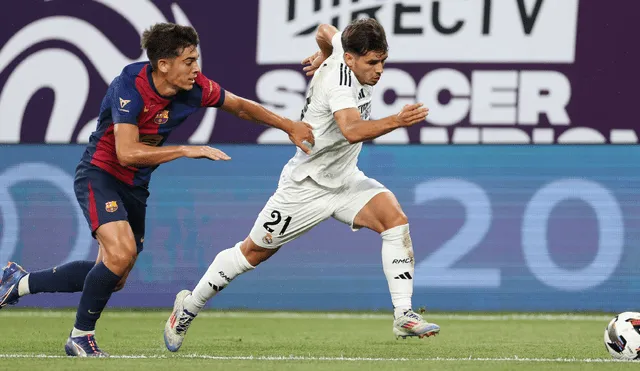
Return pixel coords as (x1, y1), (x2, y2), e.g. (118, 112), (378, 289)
(0, 0), (636, 316)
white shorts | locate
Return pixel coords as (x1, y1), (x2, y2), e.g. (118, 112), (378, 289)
(249, 170), (389, 248)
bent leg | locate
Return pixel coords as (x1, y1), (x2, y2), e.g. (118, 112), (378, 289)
(165, 177), (338, 352)
(184, 176), (332, 314)
(333, 174), (413, 317)
(353, 192), (413, 315)
(340, 185), (438, 337)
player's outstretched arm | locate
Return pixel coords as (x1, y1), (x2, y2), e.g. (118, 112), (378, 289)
(302, 24), (339, 77)
(334, 103), (429, 144)
(114, 124), (230, 167)
(221, 91), (315, 154)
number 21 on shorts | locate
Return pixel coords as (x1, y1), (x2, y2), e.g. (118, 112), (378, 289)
(262, 210), (292, 236)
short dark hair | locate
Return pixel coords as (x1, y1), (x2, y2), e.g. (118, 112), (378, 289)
(141, 23), (199, 69)
(341, 18), (388, 56)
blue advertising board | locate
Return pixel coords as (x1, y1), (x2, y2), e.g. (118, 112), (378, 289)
(0, 145), (636, 312)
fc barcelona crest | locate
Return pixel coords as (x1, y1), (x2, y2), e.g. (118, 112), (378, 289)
(154, 110), (169, 125)
(105, 201), (118, 213)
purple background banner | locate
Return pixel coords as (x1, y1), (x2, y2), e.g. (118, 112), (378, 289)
(0, 0), (636, 144)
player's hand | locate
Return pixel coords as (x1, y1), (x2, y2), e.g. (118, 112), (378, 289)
(182, 146), (231, 161)
(287, 121), (315, 154)
(394, 103), (429, 127)
(301, 50), (327, 77)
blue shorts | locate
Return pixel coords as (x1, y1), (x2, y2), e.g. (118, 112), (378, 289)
(74, 164), (149, 253)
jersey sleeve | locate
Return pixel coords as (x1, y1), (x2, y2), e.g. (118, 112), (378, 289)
(327, 66), (357, 113)
(110, 77), (143, 125)
(195, 73), (226, 108)
(326, 32), (356, 113)
(331, 31), (344, 56)
(328, 85), (357, 113)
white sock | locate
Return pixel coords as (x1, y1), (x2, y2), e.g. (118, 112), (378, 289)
(17, 274), (30, 297)
(183, 242), (255, 314)
(71, 328), (95, 337)
(381, 224), (414, 318)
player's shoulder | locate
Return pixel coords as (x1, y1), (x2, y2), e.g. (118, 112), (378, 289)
(316, 55), (354, 90)
(120, 62), (148, 80)
(106, 62), (147, 103)
(191, 72), (217, 96)
(112, 62), (149, 89)
(194, 71), (216, 86)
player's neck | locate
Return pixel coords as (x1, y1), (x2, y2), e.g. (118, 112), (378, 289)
(151, 70), (179, 98)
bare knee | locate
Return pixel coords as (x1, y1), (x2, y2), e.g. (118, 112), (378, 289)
(240, 237), (278, 267)
(376, 210), (408, 233)
(355, 192), (409, 233)
(99, 240), (136, 277)
(109, 246), (135, 266)
(390, 212), (409, 228)
(95, 221), (138, 276)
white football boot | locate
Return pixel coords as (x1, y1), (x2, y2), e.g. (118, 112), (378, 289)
(393, 309), (440, 339)
(164, 290), (197, 352)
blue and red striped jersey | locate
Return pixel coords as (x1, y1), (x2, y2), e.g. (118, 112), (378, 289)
(80, 61), (225, 186)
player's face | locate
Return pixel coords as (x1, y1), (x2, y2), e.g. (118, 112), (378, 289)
(165, 45), (200, 91)
(348, 51), (388, 86)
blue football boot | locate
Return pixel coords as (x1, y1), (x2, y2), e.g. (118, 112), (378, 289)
(65, 333), (109, 357)
(0, 262), (27, 309)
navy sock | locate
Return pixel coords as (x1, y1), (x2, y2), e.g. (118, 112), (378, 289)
(74, 262), (121, 332)
(28, 261), (95, 294)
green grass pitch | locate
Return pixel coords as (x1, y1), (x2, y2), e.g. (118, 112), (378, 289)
(0, 309), (637, 370)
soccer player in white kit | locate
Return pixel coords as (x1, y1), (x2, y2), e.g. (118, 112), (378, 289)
(164, 18), (439, 352)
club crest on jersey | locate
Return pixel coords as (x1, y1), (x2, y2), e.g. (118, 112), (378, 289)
(105, 201), (118, 213)
(154, 110), (169, 125)
(262, 232), (273, 245)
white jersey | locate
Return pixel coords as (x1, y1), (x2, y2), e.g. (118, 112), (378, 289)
(282, 32), (374, 188)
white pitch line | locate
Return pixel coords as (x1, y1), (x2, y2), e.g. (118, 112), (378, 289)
(0, 354), (633, 363)
(0, 311), (614, 321)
